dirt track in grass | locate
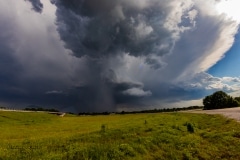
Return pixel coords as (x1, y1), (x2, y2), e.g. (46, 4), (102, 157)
(181, 107), (240, 122)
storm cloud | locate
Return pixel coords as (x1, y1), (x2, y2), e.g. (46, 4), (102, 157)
(25, 0), (43, 13)
(48, 0), (198, 111)
(52, 0), (197, 63)
(0, 0), (239, 112)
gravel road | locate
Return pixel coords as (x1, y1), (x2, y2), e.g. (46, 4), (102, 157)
(182, 107), (240, 122)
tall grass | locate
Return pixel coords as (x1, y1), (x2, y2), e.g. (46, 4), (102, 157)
(0, 111), (240, 159)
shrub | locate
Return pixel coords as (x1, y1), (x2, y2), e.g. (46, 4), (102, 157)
(184, 122), (195, 133)
(100, 124), (107, 133)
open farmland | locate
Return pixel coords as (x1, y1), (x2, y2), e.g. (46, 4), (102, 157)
(0, 111), (240, 160)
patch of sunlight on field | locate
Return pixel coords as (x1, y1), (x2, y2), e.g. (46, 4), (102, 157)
(0, 111), (159, 141)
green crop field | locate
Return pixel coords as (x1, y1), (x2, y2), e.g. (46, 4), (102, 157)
(0, 111), (240, 160)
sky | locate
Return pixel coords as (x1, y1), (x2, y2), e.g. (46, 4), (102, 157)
(208, 30), (240, 77)
(0, 0), (239, 113)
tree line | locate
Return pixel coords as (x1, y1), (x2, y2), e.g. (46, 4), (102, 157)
(24, 105), (59, 112)
(78, 105), (203, 115)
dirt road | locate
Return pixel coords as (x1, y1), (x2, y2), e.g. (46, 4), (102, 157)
(182, 107), (240, 122)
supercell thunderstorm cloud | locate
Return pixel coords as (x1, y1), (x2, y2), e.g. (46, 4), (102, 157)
(0, 0), (239, 112)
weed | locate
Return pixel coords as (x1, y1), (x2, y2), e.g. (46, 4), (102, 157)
(100, 124), (107, 133)
(145, 128), (153, 132)
(119, 144), (136, 157)
(184, 122), (195, 133)
(233, 132), (240, 138)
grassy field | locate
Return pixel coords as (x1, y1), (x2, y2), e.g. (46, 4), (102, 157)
(0, 111), (240, 160)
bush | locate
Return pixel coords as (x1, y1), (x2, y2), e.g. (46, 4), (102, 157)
(186, 123), (194, 133)
(100, 124), (107, 133)
(184, 122), (195, 133)
(235, 97), (240, 106)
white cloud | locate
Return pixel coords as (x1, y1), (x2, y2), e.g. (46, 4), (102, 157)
(45, 90), (63, 94)
(135, 22), (153, 39)
(181, 72), (240, 93)
(122, 88), (152, 97)
(222, 77), (240, 83)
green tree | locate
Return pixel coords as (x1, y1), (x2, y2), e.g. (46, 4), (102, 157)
(235, 97), (240, 105)
(203, 91), (239, 110)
